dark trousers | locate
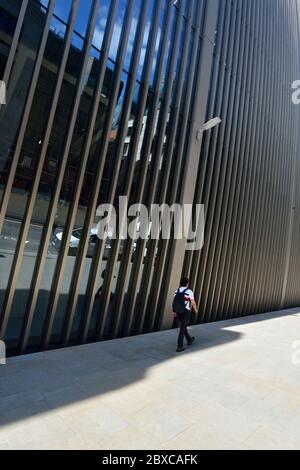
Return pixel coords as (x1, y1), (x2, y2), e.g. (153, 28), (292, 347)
(176, 309), (192, 348)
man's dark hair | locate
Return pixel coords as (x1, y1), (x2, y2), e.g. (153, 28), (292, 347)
(180, 277), (189, 287)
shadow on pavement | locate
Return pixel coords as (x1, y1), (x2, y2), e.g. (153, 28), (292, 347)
(0, 292), (298, 427)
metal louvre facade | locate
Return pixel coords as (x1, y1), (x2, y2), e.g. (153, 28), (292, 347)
(0, 0), (299, 356)
(184, 0), (300, 324)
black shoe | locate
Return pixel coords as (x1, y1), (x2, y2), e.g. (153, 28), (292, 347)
(187, 337), (195, 346)
(176, 347), (185, 353)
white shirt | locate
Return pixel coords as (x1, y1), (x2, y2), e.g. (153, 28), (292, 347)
(175, 287), (194, 311)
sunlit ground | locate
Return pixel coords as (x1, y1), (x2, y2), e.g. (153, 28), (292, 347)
(1, 308), (300, 450)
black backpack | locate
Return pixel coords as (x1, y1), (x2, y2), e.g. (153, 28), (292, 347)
(172, 288), (189, 314)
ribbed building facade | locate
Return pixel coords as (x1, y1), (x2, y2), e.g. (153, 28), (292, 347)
(0, 0), (299, 356)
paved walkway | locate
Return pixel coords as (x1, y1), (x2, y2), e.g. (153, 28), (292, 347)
(1, 308), (300, 450)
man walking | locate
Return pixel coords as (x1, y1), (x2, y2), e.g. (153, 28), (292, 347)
(172, 277), (198, 353)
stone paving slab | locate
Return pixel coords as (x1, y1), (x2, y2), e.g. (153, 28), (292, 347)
(1, 308), (300, 450)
